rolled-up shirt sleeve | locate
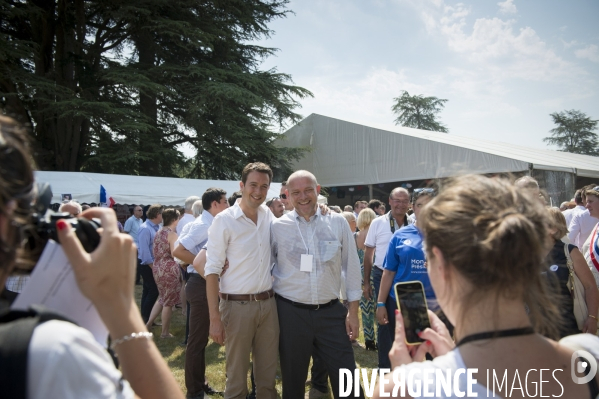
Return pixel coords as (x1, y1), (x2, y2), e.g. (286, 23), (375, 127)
(123, 218), (133, 234)
(204, 216), (229, 276)
(341, 220), (362, 302)
(137, 227), (153, 265)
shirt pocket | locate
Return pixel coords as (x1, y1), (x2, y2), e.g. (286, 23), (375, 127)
(319, 240), (341, 263)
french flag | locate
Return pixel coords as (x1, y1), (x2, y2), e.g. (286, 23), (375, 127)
(100, 185), (116, 208)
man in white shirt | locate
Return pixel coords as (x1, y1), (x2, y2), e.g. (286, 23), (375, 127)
(271, 170), (363, 399)
(177, 196), (201, 235)
(205, 163), (278, 399)
(173, 188), (228, 399)
(363, 187), (412, 369)
(124, 205), (144, 285)
(563, 190), (581, 227)
(569, 185), (599, 248)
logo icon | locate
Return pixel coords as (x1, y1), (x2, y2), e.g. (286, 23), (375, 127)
(571, 350), (597, 384)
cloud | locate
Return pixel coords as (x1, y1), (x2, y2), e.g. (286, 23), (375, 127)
(575, 44), (599, 63)
(497, 0), (517, 14)
(407, 0), (580, 82)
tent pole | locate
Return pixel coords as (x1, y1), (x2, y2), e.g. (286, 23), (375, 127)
(368, 184), (373, 199)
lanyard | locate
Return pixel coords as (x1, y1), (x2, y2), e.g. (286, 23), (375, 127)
(295, 216), (317, 254)
(388, 212), (408, 233)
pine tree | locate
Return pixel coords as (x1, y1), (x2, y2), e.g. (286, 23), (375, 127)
(0, 0), (311, 178)
(543, 110), (599, 156)
(391, 90), (449, 133)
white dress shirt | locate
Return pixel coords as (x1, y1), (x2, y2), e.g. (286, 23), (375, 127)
(567, 206), (599, 248)
(177, 212), (213, 273)
(205, 203), (273, 295)
(176, 213), (196, 235)
(364, 212), (412, 269)
(271, 210), (362, 304)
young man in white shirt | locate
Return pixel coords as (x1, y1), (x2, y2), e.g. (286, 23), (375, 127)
(205, 162), (278, 399)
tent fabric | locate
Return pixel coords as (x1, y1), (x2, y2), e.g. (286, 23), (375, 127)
(279, 114), (599, 186)
(34, 171), (282, 206)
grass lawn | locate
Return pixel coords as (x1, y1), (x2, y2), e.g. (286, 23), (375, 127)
(136, 286), (379, 398)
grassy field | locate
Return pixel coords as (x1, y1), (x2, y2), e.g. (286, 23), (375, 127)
(137, 286), (379, 397)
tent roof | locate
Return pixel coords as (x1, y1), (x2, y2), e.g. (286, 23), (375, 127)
(34, 171), (282, 206)
(279, 114), (599, 186)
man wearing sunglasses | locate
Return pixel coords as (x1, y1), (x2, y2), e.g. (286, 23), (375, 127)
(266, 197), (285, 218)
(279, 181), (294, 212)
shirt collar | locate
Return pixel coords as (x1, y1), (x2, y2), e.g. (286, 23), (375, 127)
(291, 208), (319, 223)
(200, 211), (214, 224)
(231, 202), (267, 220)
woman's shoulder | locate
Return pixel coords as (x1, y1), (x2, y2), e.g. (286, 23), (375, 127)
(396, 350), (494, 398)
(29, 320), (134, 399)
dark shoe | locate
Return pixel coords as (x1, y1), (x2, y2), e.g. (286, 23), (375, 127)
(203, 383), (221, 395)
(365, 340), (377, 351)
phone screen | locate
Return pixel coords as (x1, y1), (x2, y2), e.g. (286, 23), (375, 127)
(394, 281), (431, 344)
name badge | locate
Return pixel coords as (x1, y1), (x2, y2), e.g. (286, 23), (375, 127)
(300, 254), (313, 272)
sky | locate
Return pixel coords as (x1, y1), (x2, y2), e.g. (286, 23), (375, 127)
(253, 0), (599, 151)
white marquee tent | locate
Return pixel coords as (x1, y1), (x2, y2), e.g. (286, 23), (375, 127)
(280, 114), (599, 186)
(279, 114), (599, 204)
(34, 171), (283, 206)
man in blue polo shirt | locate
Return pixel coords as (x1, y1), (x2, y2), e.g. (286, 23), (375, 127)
(375, 189), (437, 369)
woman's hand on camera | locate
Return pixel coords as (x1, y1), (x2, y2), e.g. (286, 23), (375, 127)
(56, 208), (136, 315)
(388, 309), (430, 369)
(417, 310), (455, 357)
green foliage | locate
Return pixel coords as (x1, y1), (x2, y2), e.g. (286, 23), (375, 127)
(391, 90), (449, 133)
(543, 110), (599, 156)
(0, 0), (311, 178)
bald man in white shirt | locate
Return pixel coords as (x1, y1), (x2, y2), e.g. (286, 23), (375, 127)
(271, 170), (363, 399)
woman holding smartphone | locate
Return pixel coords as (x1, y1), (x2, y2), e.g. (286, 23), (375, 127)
(373, 175), (599, 398)
(0, 116), (184, 399)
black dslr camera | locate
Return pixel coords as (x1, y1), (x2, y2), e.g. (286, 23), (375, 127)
(25, 183), (101, 257)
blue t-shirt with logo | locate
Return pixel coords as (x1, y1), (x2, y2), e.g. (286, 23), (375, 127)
(383, 224), (436, 308)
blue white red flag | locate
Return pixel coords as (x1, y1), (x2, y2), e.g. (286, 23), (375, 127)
(589, 224), (599, 272)
(100, 185), (116, 208)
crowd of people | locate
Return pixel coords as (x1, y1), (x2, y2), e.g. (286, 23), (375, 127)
(1, 113), (599, 399)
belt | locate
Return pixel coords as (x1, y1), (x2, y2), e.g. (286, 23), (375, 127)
(188, 273), (203, 280)
(219, 289), (274, 301)
(275, 294), (339, 310)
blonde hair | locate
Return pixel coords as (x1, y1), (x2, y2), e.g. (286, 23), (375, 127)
(357, 208), (377, 230)
(341, 212), (356, 224)
(419, 175), (561, 338)
(547, 207), (568, 241)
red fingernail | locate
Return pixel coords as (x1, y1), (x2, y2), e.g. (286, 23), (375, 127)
(395, 309), (399, 315)
(417, 332), (423, 337)
(57, 220), (67, 231)
(426, 340), (432, 345)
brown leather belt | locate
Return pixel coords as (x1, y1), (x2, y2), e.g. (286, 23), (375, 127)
(219, 289), (274, 301)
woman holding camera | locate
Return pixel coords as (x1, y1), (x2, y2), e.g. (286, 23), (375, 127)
(373, 175), (599, 398)
(0, 116), (183, 398)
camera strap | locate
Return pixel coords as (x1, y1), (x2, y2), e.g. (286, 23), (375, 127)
(0, 305), (74, 399)
(388, 212), (408, 234)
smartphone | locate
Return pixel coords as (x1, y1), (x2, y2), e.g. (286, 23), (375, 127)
(394, 281), (431, 345)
